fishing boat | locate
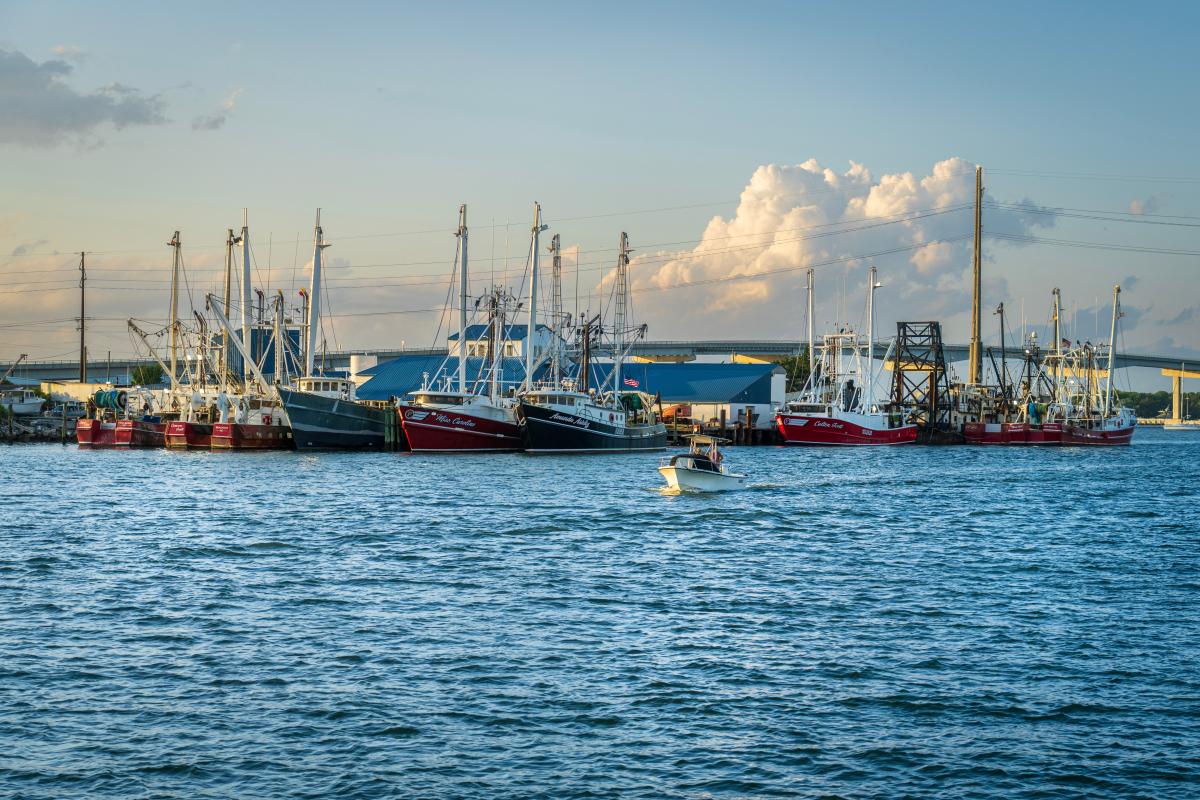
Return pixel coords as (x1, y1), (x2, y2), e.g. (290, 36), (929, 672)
(76, 389), (166, 447)
(776, 267), (917, 446)
(279, 377), (389, 450)
(200, 212), (296, 450)
(0, 355), (44, 415)
(396, 205), (527, 453)
(272, 212), (391, 449)
(658, 436), (746, 492)
(1058, 285), (1137, 446)
(0, 385), (44, 416)
(519, 233), (668, 453)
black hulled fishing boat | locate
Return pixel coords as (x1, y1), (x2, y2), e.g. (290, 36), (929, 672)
(518, 232), (667, 454)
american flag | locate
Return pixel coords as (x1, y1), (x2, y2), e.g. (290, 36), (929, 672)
(623, 376), (640, 388)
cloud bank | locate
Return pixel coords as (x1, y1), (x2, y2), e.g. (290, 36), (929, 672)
(0, 49), (167, 147)
(620, 157), (1055, 337)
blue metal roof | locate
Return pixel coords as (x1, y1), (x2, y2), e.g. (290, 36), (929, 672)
(356, 355), (548, 401)
(358, 356), (781, 403)
(446, 323), (553, 342)
(586, 362), (781, 404)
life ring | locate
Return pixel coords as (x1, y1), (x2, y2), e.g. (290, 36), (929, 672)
(263, 414), (272, 425)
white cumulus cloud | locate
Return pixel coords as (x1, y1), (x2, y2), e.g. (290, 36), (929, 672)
(614, 157), (1055, 338)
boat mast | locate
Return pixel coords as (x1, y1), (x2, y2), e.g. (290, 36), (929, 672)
(489, 287), (504, 402)
(457, 204), (468, 393)
(805, 267), (815, 384)
(220, 229), (235, 386)
(168, 231), (181, 393)
(1104, 284), (1120, 418)
(865, 265), (879, 413)
(524, 202), (546, 392)
(241, 210), (252, 389)
(305, 210), (329, 378)
(549, 233), (562, 386)
(613, 232), (630, 407)
(1051, 287), (1063, 399)
(995, 302), (1008, 403)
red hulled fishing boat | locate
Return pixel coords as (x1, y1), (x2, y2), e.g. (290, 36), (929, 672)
(776, 267), (916, 446)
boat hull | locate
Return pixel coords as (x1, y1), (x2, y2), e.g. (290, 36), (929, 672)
(1062, 422), (1135, 446)
(962, 422), (1063, 445)
(77, 418), (164, 447)
(518, 401), (668, 453)
(277, 387), (388, 450)
(658, 465), (746, 492)
(397, 403), (521, 452)
(165, 421), (213, 449)
(775, 413), (917, 446)
(211, 422), (293, 450)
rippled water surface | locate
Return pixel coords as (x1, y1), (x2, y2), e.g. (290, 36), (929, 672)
(2, 431), (1198, 798)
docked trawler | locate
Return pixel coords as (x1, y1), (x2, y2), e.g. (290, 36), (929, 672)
(275, 211), (390, 449)
(962, 285), (1135, 446)
(395, 205), (533, 453)
(518, 233), (668, 453)
(776, 267), (917, 446)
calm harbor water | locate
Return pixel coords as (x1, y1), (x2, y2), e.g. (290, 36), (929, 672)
(2, 430), (1198, 798)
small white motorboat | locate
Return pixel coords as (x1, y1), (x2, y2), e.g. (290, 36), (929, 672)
(658, 435), (747, 492)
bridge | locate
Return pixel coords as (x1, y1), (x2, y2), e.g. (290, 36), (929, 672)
(2, 341), (1193, 382)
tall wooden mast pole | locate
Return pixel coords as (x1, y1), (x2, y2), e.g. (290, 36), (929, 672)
(967, 165), (984, 385)
(457, 204), (468, 393)
(78, 252), (86, 383)
(168, 231), (181, 391)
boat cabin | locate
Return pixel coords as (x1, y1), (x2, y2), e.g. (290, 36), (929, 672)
(298, 376), (357, 401)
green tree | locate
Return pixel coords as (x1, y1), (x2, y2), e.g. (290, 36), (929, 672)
(131, 363), (164, 386)
(773, 352), (811, 394)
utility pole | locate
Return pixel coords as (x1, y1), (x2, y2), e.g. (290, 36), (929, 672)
(78, 252), (86, 383)
(967, 165), (984, 385)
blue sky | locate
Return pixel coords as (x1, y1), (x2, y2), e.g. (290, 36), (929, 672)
(1, 1), (1197, 388)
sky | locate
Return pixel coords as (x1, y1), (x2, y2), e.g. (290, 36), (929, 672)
(1, 1), (1197, 390)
